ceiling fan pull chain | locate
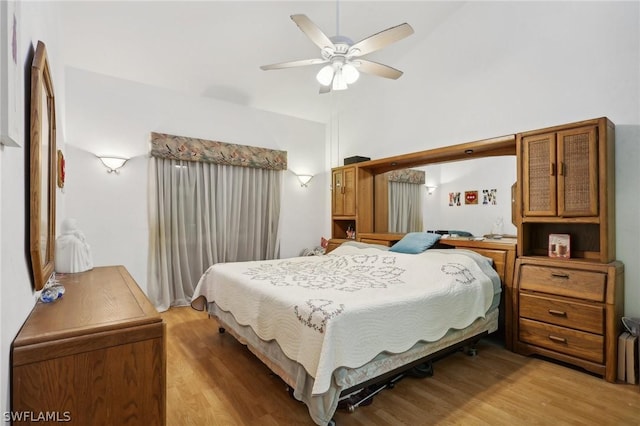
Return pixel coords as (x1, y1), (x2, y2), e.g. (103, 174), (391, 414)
(336, 0), (340, 36)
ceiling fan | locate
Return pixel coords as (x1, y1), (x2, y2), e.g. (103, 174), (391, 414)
(260, 14), (414, 93)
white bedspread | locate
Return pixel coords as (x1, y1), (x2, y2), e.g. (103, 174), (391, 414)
(192, 245), (499, 395)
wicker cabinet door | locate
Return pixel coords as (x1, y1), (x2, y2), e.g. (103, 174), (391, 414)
(522, 132), (557, 216)
(557, 126), (598, 217)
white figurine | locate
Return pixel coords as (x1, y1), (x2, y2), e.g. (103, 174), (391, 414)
(55, 218), (94, 273)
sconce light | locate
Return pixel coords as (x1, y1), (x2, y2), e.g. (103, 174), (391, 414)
(98, 156), (128, 174)
(426, 185), (438, 195)
(296, 174), (314, 187)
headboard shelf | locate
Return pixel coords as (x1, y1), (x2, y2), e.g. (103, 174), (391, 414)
(356, 134), (516, 174)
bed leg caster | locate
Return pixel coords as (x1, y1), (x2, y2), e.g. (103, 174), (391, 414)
(286, 385), (295, 399)
(408, 361), (433, 378)
(463, 345), (477, 356)
(218, 327), (226, 334)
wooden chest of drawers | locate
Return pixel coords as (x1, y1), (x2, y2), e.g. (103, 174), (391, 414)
(514, 257), (624, 382)
(12, 266), (166, 425)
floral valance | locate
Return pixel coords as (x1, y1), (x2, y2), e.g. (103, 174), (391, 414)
(386, 169), (425, 185)
(150, 132), (287, 171)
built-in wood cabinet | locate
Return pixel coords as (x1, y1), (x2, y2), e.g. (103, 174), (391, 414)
(522, 125), (599, 218)
(516, 117), (615, 263)
(514, 117), (624, 382)
(332, 166), (356, 217)
(12, 266), (166, 425)
(330, 165), (374, 240)
(326, 118), (625, 381)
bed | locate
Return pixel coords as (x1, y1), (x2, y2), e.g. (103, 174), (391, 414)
(191, 240), (502, 425)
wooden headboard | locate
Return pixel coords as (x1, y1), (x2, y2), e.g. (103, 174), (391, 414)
(439, 237), (517, 350)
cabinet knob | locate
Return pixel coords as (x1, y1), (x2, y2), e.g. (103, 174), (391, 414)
(548, 309), (567, 317)
(551, 272), (570, 279)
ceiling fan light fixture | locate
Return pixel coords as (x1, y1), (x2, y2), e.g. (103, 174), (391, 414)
(316, 65), (335, 86)
(342, 63), (359, 84)
(332, 69), (348, 91)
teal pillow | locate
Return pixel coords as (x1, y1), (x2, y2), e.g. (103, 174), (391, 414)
(389, 232), (441, 254)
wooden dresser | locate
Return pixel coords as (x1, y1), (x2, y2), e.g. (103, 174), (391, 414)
(12, 266), (166, 425)
(514, 258), (624, 382)
(514, 117), (624, 382)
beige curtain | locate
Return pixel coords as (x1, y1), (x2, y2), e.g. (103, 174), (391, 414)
(388, 181), (423, 232)
(148, 158), (282, 311)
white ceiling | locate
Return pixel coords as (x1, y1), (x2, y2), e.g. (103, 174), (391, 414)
(59, 1), (465, 123)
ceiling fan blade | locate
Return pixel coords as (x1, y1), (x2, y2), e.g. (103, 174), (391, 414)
(348, 23), (414, 57)
(290, 14), (336, 51)
(260, 58), (328, 71)
(356, 59), (404, 80)
(319, 84), (332, 94)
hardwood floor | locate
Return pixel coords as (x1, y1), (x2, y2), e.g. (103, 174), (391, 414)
(163, 306), (640, 425)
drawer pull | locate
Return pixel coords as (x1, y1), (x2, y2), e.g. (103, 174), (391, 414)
(548, 335), (567, 344)
(551, 272), (570, 279)
(548, 309), (567, 317)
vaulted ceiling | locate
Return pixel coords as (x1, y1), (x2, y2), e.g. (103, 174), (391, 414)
(59, 1), (465, 123)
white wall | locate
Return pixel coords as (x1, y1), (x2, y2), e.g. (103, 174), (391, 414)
(64, 68), (328, 296)
(0, 1), (65, 419)
(335, 1), (640, 316)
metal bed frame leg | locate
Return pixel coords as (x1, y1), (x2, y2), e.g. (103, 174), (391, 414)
(462, 341), (479, 356)
(338, 373), (406, 414)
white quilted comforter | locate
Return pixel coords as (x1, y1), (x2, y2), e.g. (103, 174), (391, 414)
(192, 245), (500, 395)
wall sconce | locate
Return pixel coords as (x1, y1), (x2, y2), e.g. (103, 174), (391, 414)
(426, 185), (438, 195)
(296, 174), (314, 187)
(98, 156), (128, 174)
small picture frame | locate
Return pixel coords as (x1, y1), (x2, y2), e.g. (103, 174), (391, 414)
(549, 234), (570, 258)
(57, 149), (65, 188)
(464, 190), (478, 205)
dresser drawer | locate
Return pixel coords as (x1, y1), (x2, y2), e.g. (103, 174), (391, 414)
(359, 238), (394, 247)
(519, 293), (604, 334)
(519, 318), (604, 363)
(519, 265), (606, 302)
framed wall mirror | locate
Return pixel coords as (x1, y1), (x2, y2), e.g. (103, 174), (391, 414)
(30, 41), (56, 291)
